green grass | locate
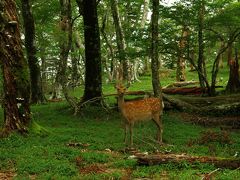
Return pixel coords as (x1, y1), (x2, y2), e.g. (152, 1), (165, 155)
(0, 66), (239, 179)
(0, 102), (239, 179)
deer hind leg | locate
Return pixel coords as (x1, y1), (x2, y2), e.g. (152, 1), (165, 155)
(152, 114), (163, 144)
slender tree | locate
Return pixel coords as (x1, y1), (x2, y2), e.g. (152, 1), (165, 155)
(0, 0), (31, 136)
(197, 0), (207, 89)
(21, 0), (45, 103)
(176, 26), (188, 82)
(110, 0), (128, 81)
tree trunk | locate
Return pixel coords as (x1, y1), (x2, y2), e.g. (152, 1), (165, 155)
(0, 0), (31, 136)
(226, 46), (240, 93)
(197, 0), (207, 89)
(21, 0), (45, 103)
(110, 0), (128, 81)
(58, 0), (72, 90)
(176, 26), (188, 82)
(151, 0), (162, 98)
(51, 0), (72, 100)
(81, 0), (102, 102)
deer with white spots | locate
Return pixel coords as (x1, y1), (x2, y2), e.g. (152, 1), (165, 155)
(115, 84), (164, 147)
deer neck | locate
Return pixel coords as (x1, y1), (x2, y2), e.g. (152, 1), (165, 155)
(118, 94), (125, 112)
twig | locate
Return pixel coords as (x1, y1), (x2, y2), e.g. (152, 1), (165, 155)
(79, 96), (103, 107)
(201, 168), (221, 180)
(133, 135), (159, 151)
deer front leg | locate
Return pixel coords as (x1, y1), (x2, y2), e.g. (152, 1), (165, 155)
(129, 123), (133, 147)
(124, 123), (128, 145)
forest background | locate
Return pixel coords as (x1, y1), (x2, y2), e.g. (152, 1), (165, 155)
(0, 0), (240, 179)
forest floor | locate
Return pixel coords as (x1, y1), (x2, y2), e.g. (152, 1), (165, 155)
(1, 67), (240, 179)
(0, 100), (240, 179)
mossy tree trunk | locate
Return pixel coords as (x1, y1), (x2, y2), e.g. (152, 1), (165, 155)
(0, 0), (31, 135)
(21, 0), (45, 104)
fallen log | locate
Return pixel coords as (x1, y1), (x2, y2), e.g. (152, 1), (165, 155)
(164, 81), (199, 88)
(163, 94), (240, 115)
(162, 86), (222, 95)
(104, 91), (240, 115)
(137, 153), (240, 169)
(162, 86), (205, 95)
(162, 94), (199, 111)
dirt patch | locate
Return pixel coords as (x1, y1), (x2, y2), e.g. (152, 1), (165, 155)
(0, 171), (16, 180)
(79, 164), (107, 174)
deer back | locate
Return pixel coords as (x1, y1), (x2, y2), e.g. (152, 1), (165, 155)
(121, 97), (163, 122)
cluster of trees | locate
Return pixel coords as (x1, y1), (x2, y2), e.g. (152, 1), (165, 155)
(0, 0), (240, 135)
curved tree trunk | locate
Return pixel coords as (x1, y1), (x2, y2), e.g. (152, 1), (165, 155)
(21, 0), (45, 104)
(0, 0), (31, 136)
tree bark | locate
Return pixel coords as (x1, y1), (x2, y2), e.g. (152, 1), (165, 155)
(21, 0), (45, 104)
(81, 0), (102, 102)
(0, 0), (31, 135)
(151, 0), (162, 98)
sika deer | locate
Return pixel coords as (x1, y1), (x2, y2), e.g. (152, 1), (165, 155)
(115, 84), (164, 147)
